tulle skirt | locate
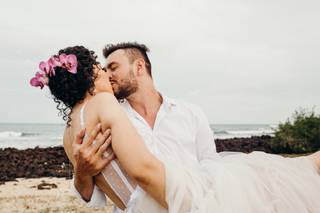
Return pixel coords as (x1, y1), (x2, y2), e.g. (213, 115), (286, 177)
(130, 152), (320, 213)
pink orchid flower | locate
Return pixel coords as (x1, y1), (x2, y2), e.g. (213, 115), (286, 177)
(47, 56), (61, 76)
(30, 53), (78, 90)
(48, 56), (61, 67)
(30, 71), (48, 89)
(58, 54), (77, 74)
(30, 77), (44, 89)
(58, 54), (68, 66)
(39, 61), (52, 75)
(65, 54), (78, 74)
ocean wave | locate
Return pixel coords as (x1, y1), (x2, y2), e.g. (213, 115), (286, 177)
(269, 124), (278, 130)
(214, 130), (229, 134)
(21, 132), (40, 137)
(227, 129), (274, 135)
(0, 131), (39, 138)
(214, 129), (274, 135)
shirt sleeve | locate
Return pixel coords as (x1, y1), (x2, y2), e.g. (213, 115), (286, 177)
(70, 177), (108, 208)
(192, 105), (218, 161)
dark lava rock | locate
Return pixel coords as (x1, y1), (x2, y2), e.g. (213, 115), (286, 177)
(0, 146), (73, 182)
(215, 135), (273, 153)
(37, 182), (58, 190)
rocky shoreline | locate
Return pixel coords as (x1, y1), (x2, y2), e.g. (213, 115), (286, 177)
(0, 146), (73, 183)
(215, 135), (273, 153)
(0, 136), (273, 182)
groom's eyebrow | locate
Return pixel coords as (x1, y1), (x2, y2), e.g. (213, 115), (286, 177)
(107, 62), (117, 69)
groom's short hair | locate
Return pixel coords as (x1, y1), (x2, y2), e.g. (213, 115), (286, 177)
(103, 42), (152, 77)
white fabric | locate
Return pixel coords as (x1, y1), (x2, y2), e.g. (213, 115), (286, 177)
(79, 101), (87, 129)
(161, 152), (320, 213)
(122, 135), (320, 212)
(73, 96), (320, 212)
(72, 96), (218, 211)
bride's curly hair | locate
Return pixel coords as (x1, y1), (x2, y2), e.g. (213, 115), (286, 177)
(47, 46), (99, 126)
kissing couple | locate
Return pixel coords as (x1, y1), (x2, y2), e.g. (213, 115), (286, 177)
(30, 42), (320, 213)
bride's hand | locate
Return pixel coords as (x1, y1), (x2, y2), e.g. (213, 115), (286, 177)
(73, 123), (115, 177)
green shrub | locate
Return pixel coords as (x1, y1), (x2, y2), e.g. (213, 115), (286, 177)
(269, 109), (320, 154)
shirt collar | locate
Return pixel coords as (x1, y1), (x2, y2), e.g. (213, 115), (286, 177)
(119, 93), (177, 112)
(161, 95), (177, 109)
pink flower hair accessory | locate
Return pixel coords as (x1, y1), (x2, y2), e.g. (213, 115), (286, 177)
(30, 54), (78, 89)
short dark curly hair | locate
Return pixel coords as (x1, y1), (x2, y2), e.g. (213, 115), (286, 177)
(47, 46), (99, 126)
(103, 42), (152, 77)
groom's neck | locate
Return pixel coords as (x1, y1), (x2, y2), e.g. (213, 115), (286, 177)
(127, 87), (162, 117)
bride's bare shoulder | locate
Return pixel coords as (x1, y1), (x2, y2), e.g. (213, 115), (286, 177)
(90, 92), (118, 106)
(89, 92), (121, 125)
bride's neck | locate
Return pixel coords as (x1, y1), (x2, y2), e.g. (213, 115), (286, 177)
(75, 90), (113, 109)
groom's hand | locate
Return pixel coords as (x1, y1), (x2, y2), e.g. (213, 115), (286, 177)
(72, 123), (115, 201)
(73, 123), (115, 178)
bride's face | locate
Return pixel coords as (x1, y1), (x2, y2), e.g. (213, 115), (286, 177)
(93, 64), (113, 94)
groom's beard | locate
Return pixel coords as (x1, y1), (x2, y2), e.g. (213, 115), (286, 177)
(113, 81), (138, 99)
(112, 71), (138, 100)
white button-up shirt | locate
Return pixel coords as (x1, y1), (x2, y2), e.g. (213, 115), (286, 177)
(72, 96), (217, 212)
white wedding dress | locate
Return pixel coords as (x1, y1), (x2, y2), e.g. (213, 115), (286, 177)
(80, 103), (320, 212)
(128, 138), (320, 213)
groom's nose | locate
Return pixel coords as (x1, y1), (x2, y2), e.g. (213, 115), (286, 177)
(108, 73), (115, 82)
(109, 72), (117, 79)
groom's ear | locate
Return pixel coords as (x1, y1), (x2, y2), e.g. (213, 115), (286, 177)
(135, 58), (145, 76)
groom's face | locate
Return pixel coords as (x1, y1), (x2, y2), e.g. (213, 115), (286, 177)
(105, 49), (138, 99)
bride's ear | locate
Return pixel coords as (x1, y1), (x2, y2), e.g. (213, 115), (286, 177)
(90, 87), (97, 96)
(92, 65), (99, 75)
(91, 78), (97, 95)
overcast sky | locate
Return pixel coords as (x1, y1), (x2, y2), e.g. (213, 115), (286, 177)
(0, 0), (319, 124)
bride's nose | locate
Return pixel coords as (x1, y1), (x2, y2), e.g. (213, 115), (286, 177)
(105, 70), (113, 80)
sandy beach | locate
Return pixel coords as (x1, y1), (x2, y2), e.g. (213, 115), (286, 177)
(0, 177), (113, 212)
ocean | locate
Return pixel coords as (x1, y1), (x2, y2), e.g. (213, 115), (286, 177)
(0, 123), (275, 150)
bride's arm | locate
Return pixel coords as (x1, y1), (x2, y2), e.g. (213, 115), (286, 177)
(91, 92), (167, 208)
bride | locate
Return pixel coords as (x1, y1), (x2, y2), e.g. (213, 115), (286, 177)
(30, 46), (320, 212)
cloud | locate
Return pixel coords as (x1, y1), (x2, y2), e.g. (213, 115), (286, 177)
(0, 0), (319, 124)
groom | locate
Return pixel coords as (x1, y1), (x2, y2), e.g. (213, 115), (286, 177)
(70, 42), (218, 212)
